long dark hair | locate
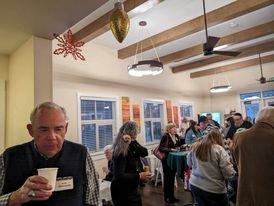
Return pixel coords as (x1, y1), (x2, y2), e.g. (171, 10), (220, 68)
(185, 120), (197, 135)
(113, 121), (138, 157)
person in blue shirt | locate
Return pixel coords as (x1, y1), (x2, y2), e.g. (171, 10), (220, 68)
(185, 120), (201, 145)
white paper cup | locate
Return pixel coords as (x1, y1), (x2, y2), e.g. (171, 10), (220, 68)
(38, 168), (58, 191)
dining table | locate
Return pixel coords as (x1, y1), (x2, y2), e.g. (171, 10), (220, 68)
(166, 151), (189, 178)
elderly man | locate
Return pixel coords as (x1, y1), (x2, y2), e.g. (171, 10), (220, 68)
(232, 107), (274, 206)
(102, 145), (113, 182)
(0, 102), (99, 206)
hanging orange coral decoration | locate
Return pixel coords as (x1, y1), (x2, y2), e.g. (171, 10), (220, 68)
(110, 1), (130, 43)
(53, 29), (85, 61)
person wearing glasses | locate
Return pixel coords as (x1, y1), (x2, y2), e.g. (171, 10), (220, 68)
(0, 102), (99, 206)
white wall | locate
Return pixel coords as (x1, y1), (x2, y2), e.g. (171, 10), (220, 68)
(53, 72), (204, 144)
(53, 72), (205, 177)
(7, 37), (35, 147)
(4, 36), (53, 148)
(0, 55), (9, 152)
(33, 37), (53, 105)
(52, 41), (206, 146)
(52, 40), (273, 177)
(201, 92), (241, 124)
(0, 80), (5, 152)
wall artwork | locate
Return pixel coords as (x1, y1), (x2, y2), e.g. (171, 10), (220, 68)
(166, 100), (173, 123)
(173, 106), (179, 127)
(132, 104), (141, 132)
(122, 96), (130, 123)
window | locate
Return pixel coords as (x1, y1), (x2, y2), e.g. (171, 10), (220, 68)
(240, 91), (261, 101)
(201, 112), (221, 124)
(262, 90), (274, 98)
(143, 101), (164, 143)
(240, 90), (274, 121)
(80, 97), (116, 152)
(180, 104), (193, 119)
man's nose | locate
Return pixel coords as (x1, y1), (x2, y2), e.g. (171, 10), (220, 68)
(48, 130), (57, 140)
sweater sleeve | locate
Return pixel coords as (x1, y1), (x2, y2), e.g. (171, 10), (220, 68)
(0, 154), (11, 206)
(130, 141), (148, 157)
(186, 151), (193, 168)
(218, 147), (236, 179)
(113, 155), (139, 187)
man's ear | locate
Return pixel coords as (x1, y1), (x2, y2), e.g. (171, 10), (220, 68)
(65, 122), (68, 133)
(27, 124), (34, 137)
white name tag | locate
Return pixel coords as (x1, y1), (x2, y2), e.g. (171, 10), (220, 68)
(55, 176), (74, 191)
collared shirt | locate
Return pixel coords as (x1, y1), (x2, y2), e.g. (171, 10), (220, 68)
(0, 152), (99, 206)
(168, 133), (176, 144)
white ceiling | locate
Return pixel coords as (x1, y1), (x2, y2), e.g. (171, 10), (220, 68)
(92, 4), (274, 63)
(92, 0), (236, 49)
(10, 0), (266, 96)
(0, 0), (108, 54)
(52, 0), (274, 95)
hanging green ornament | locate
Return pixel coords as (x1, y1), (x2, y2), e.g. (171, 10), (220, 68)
(110, 1), (130, 43)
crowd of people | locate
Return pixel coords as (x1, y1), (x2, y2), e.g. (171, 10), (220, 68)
(0, 102), (273, 206)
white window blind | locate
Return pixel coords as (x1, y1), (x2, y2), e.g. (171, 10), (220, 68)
(80, 97), (116, 152)
(143, 101), (164, 143)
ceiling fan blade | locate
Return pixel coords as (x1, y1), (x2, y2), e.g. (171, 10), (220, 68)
(212, 50), (241, 56)
(205, 36), (220, 50)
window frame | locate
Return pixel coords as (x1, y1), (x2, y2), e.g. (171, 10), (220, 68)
(78, 94), (119, 157)
(143, 99), (165, 145)
(239, 89), (274, 119)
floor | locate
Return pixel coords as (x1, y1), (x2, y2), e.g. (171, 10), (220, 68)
(140, 181), (194, 206)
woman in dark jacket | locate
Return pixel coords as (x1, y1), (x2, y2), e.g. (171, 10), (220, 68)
(159, 123), (181, 203)
(111, 121), (151, 206)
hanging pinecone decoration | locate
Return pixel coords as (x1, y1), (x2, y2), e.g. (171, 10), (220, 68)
(110, 1), (130, 43)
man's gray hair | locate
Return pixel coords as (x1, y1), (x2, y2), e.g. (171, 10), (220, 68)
(255, 106), (274, 125)
(103, 145), (112, 152)
(30, 102), (69, 124)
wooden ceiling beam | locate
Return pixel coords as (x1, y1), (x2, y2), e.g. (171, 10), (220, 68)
(118, 0), (274, 59)
(172, 41), (274, 73)
(160, 21), (274, 64)
(73, 0), (161, 42)
(190, 54), (274, 78)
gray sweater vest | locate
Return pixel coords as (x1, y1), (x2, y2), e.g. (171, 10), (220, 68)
(3, 140), (87, 206)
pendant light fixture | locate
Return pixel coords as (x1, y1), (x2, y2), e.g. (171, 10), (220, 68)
(210, 85), (232, 93)
(110, 0), (130, 43)
(210, 72), (232, 93)
(128, 21), (163, 77)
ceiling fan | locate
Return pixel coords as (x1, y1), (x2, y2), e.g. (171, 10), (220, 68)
(256, 53), (274, 84)
(202, 0), (241, 57)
